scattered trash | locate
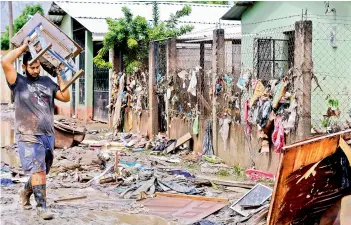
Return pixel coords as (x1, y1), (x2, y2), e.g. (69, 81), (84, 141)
(170, 170), (194, 178)
(245, 169), (274, 181)
(0, 178), (14, 186)
(132, 148), (145, 153)
(230, 183), (272, 217)
(54, 195), (87, 203)
(165, 133), (192, 154)
(54, 117), (86, 148)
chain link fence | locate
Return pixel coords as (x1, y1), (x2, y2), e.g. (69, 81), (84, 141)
(310, 19), (351, 133)
(150, 16), (351, 136)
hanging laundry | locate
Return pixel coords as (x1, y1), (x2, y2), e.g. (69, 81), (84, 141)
(171, 95), (179, 106)
(272, 115), (285, 153)
(178, 70), (188, 80)
(167, 88), (171, 100)
(282, 95), (297, 133)
(187, 70), (197, 96)
(215, 83), (222, 95)
(236, 71), (250, 90)
(272, 81), (287, 109)
(203, 120), (214, 156)
(256, 99), (272, 129)
(279, 68), (284, 78)
(156, 73), (162, 83)
(223, 74), (233, 84)
(193, 115), (199, 135)
(249, 81), (265, 106)
(219, 118), (231, 151)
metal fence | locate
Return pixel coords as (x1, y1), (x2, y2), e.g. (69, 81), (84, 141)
(310, 19), (351, 133)
(151, 16), (351, 136)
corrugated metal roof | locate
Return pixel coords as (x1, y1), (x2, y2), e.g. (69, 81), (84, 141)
(49, 1), (241, 38)
(221, 1), (254, 20)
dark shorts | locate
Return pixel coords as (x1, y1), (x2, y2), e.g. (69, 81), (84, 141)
(16, 135), (54, 174)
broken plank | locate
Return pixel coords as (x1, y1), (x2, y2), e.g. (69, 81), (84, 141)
(61, 69), (84, 92)
(54, 195), (87, 202)
(155, 192), (229, 203)
(199, 93), (211, 112)
(165, 132), (192, 153)
(196, 175), (256, 189)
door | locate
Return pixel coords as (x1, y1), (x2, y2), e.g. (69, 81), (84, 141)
(93, 64), (109, 122)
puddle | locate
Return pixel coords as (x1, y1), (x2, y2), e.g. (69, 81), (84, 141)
(0, 120), (19, 167)
(94, 211), (178, 225)
(0, 120), (14, 147)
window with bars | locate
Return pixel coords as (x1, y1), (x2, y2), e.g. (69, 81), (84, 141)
(255, 34), (294, 80)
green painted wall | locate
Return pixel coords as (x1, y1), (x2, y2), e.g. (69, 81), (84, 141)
(85, 30), (93, 109)
(240, 1), (351, 129)
(56, 14), (73, 111)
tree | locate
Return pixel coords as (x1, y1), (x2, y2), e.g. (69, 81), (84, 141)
(1, 4), (44, 50)
(93, 3), (194, 73)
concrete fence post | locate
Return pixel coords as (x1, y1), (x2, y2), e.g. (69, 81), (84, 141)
(212, 29), (225, 155)
(293, 20), (312, 141)
(108, 47), (114, 128)
(166, 38), (177, 136)
(148, 41), (158, 137)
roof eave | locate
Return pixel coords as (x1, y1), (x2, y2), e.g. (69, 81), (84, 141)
(221, 1), (254, 21)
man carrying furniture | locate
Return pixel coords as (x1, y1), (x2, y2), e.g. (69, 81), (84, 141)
(1, 37), (70, 220)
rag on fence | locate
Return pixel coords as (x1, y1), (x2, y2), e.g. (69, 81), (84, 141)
(203, 120), (214, 156)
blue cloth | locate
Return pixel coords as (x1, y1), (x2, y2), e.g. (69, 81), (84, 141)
(16, 134), (54, 175)
(0, 178), (14, 186)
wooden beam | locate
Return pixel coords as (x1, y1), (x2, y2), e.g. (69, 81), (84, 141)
(165, 132), (192, 153)
(61, 69), (84, 92)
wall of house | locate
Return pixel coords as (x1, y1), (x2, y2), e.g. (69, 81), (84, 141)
(83, 30), (93, 121)
(240, 1), (351, 130)
(55, 14), (73, 117)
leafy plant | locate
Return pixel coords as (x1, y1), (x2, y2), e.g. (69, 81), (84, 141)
(232, 165), (245, 177)
(216, 168), (230, 177)
(327, 98), (339, 109)
(1, 4), (44, 50)
(321, 117), (331, 128)
(93, 2), (194, 74)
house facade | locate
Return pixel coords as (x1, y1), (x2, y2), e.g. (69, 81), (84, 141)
(221, 1), (351, 131)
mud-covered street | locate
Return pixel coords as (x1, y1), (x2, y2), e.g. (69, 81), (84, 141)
(0, 105), (273, 225)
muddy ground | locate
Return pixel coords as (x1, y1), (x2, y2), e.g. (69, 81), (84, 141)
(0, 104), (271, 225)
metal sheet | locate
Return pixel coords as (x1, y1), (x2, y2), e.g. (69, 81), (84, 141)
(141, 193), (228, 224)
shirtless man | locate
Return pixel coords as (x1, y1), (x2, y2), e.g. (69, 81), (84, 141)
(1, 38), (70, 219)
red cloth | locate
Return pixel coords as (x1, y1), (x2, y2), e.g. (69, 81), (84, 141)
(272, 115), (285, 153)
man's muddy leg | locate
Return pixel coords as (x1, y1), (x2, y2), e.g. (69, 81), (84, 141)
(31, 171), (53, 220)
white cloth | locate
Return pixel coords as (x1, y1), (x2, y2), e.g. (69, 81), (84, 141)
(187, 70), (197, 96)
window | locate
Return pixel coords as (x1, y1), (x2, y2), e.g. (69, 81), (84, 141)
(257, 39), (272, 80)
(255, 34), (295, 80)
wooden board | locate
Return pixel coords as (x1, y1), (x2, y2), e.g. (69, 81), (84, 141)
(141, 193), (228, 224)
(267, 130), (351, 225)
(165, 132), (192, 153)
(11, 12), (82, 57)
(61, 69), (84, 92)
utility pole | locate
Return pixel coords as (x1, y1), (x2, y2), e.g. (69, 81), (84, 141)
(8, 1), (14, 50)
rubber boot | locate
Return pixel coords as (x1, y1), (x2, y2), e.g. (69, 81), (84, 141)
(19, 178), (33, 210)
(32, 184), (54, 220)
